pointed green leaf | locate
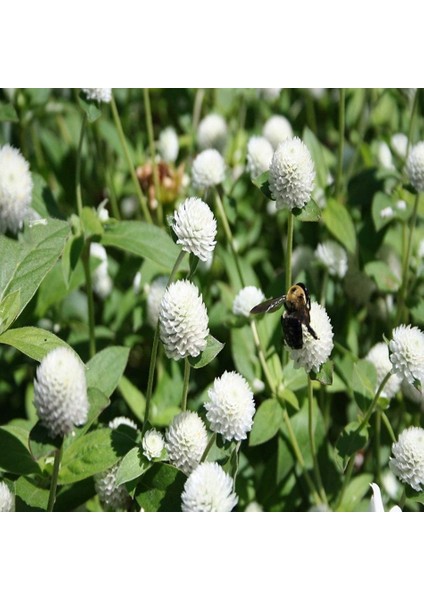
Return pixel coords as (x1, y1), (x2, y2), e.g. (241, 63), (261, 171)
(0, 289), (21, 334)
(0, 326), (73, 362)
(335, 421), (368, 472)
(135, 463), (186, 512)
(322, 199), (356, 254)
(86, 346), (130, 397)
(189, 335), (225, 369)
(292, 198), (321, 222)
(0, 426), (41, 475)
(365, 260), (401, 292)
(252, 170), (272, 199)
(78, 93), (102, 123)
(115, 447), (151, 486)
(0, 101), (18, 122)
(118, 376), (146, 422)
(249, 399), (284, 446)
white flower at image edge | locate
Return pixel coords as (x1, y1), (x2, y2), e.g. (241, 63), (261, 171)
(197, 114), (228, 153)
(246, 136), (273, 179)
(171, 197), (217, 262)
(181, 462), (238, 512)
(0, 144), (33, 234)
(406, 141), (424, 192)
(365, 342), (402, 399)
(289, 301), (333, 373)
(232, 286), (265, 318)
(0, 482), (14, 512)
(82, 88), (112, 103)
(389, 426), (424, 492)
(389, 325), (424, 385)
(369, 483), (401, 512)
(142, 429), (165, 461)
(158, 127), (179, 163)
(315, 240), (348, 279)
(192, 149), (225, 189)
(165, 411), (208, 475)
(262, 115), (293, 150)
(159, 280), (209, 360)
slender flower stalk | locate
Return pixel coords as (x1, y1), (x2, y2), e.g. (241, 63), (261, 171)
(406, 89), (419, 161)
(201, 432), (217, 462)
(182, 358), (191, 412)
(75, 113), (87, 217)
(285, 211), (294, 292)
(143, 88), (162, 224)
(396, 192), (420, 323)
(191, 89), (205, 154)
(214, 189), (245, 286)
(47, 443), (63, 512)
(335, 88), (345, 200)
(308, 376), (327, 504)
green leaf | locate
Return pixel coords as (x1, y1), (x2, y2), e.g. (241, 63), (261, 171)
(62, 234), (84, 286)
(292, 198), (321, 222)
(118, 376), (146, 422)
(86, 346), (130, 397)
(73, 388), (111, 440)
(322, 199), (356, 254)
(337, 473), (373, 512)
(115, 447), (151, 486)
(0, 326), (73, 362)
(81, 207), (104, 238)
(372, 192), (396, 232)
(303, 127), (329, 189)
(189, 335), (225, 369)
(0, 289), (21, 335)
(278, 388), (299, 410)
(365, 261), (401, 292)
(135, 463), (186, 512)
(352, 359), (377, 401)
(0, 101), (18, 122)
(405, 488), (424, 505)
(310, 360), (334, 385)
(78, 93), (102, 123)
(411, 299), (424, 325)
(249, 399), (284, 446)
(15, 476), (49, 511)
(102, 221), (182, 271)
(31, 173), (62, 219)
(252, 170), (272, 199)
(29, 421), (61, 460)
(0, 426), (41, 475)
(334, 421), (368, 472)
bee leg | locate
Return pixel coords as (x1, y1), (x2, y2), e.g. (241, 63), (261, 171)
(307, 324), (318, 340)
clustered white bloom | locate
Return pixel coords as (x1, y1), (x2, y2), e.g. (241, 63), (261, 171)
(165, 411), (208, 475)
(377, 141), (394, 170)
(369, 483), (401, 512)
(34, 347), (88, 438)
(263, 115), (293, 150)
(158, 127), (179, 163)
(389, 325), (424, 385)
(146, 275), (168, 328)
(246, 136), (273, 179)
(389, 426), (424, 491)
(315, 240), (348, 279)
(365, 343), (402, 399)
(205, 371), (256, 442)
(108, 416), (138, 430)
(0, 482), (14, 512)
(142, 429), (165, 461)
(258, 88), (281, 101)
(268, 137), (315, 211)
(82, 88), (112, 103)
(406, 141), (424, 192)
(232, 286), (265, 318)
(197, 114), (227, 153)
(159, 280), (209, 360)
(192, 149), (226, 189)
(0, 144), (33, 234)
(171, 197), (217, 262)
(391, 133), (408, 158)
(90, 243), (112, 299)
(181, 462), (238, 512)
(94, 463), (131, 511)
(289, 301), (333, 373)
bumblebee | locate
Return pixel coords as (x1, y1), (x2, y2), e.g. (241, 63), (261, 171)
(250, 282), (318, 350)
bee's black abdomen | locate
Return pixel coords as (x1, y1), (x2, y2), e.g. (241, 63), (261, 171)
(282, 314), (304, 349)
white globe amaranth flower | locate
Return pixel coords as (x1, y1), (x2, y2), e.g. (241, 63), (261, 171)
(232, 286), (265, 318)
(165, 411), (208, 475)
(82, 88), (112, 103)
(0, 482), (14, 512)
(368, 483), (401, 512)
(159, 280), (209, 360)
(0, 144), (33, 234)
(146, 275), (168, 328)
(108, 416), (138, 431)
(315, 240), (348, 279)
(192, 149), (226, 190)
(94, 463), (131, 510)
(181, 462), (238, 512)
(289, 301), (333, 373)
(246, 136), (273, 179)
(389, 325), (424, 385)
(158, 127), (179, 163)
(90, 242), (112, 299)
(258, 88), (281, 101)
(262, 115), (293, 150)
(391, 133), (408, 158)
(376, 141), (394, 170)
(205, 371), (256, 442)
(171, 197), (217, 262)
(389, 426), (424, 491)
(197, 114), (227, 153)
(268, 137), (315, 211)
(406, 141), (424, 192)
(365, 342), (402, 399)
(142, 429), (165, 461)
(34, 347), (88, 438)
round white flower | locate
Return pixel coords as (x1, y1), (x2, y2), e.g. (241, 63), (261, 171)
(142, 429), (165, 461)
(407, 141), (424, 192)
(244, 501), (263, 512)
(0, 482), (14, 512)
(389, 426), (424, 491)
(232, 286), (265, 318)
(197, 114), (227, 153)
(165, 411), (208, 475)
(158, 127), (179, 163)
(94, 463), (130, 510)
(192, 149), (225, 189)
(246, 136), (273, 179)
(289, 301), (333, 373)
(205, 371), (255, 442)
(391, 133), (408, 158)
(82, 88), (112, 103)
(315, 240), (348, 279)
(258, 88), (281, 101)
(159, 280), (209, 360)
(389, 325), (424, 385)
(181, 462), (238, 512)
(263, 115), (293, 150)
(171, 197), (217, 262)
(146, 275), (168, 328)
(377, 141), (394, 170)
(268, 137), (315, 211)
(34, 347), (88, 438)
(90, 243), (112, 299)
(365, 342), (402, 399)
(0, 144), (33, 234)
(108, 416), (138, 431)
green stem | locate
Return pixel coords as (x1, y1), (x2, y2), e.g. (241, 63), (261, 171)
(201, 432), (217, 462)
(358, 371), (392, 434)
(334, 454), (355, 511)
(285, 212), (294, 291)
(335, 88), (346, 200)
(110, 94), (152, 224)
(374, 410), (381, 484)
(214, 189), (245, 287)
(320, 270), (329, 306)
(143, 88), (162, 225)
(249, 320), (276, 393)
(190, 89), (205, 154)
(406, 89), (419, 160)
(305, 94), (317, 134)
(308, 376), (328, 504)
(396, 192), (420, 324)
(381, 411), (397, 444)
(47, 442), (63, 512)
(181, 358), (191, 412)
(82, 244), (96, 359)
(76, 113), (87, 217)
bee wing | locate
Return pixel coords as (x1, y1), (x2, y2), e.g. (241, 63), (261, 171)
(250, 295), (286, 314)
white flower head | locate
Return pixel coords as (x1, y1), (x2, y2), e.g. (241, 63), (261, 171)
(159, 280), (209, 360)
(192, 149), (225, 190)
(407, 141), (424, 192)
(171, 197), (217, 262)
(158, 127), (179, 163)
(94, 463), (130, 510)
(181, 462), (238, 512)
(365, 342), (402, 399)
(315, 240), (348, 279)
(0, 144), (33, 234)
(258, 88), (281, 101)
(205, 371), (255, 442)
(377, 141), (394, 170)
(269, 137), (315, 211)
(82, 88), (112, 103)
(232, 286), (265, 318)
(165, 411), (208, 475)
(108, 416), (138, 431)
(289, 301), (333, 373)
(391, 133), (408, 158)
(142, 429), (165, 461)
(34, 347), (88, 438)
(263, 115), (293, 150)
(90, 242), (112, 299)
(389, 426), (424, 491)
(0, 482), (14, 512)
(389, 325), (424, 385)
(197, 114), (227, 153)
(401, 379), (424, 407)
(246, 136), (273, 179)
(369, 483), (401, 512)
(146, 275), (168, 328)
